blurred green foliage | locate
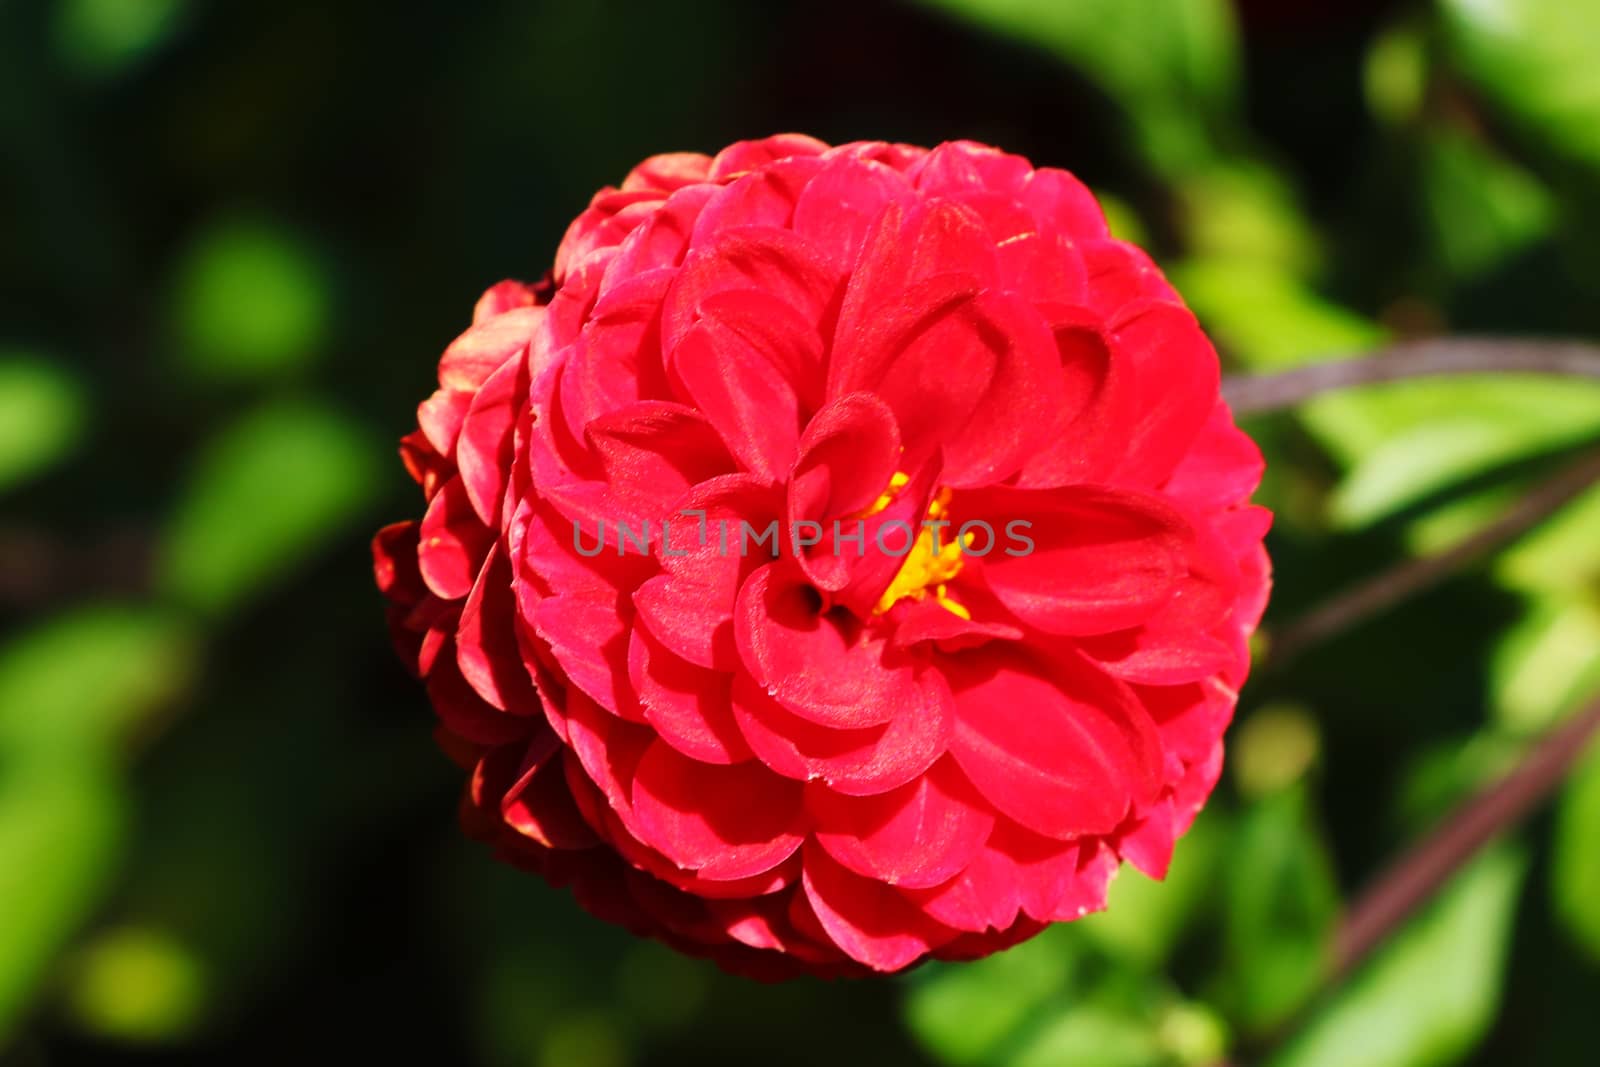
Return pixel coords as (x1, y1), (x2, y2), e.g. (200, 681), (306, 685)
(0, 354), (84, 494)
(2, 0), (1599, 1064)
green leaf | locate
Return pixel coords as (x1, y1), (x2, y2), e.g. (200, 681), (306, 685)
(1269, 846), (1527, 1067)
(53, 0), (189, 79)
(1081, 810), (1227, 966)
(912, 0), (1240, 172)
(1495, 482), (1600, 595)
(1442, 0), (1600, 173)
(1553, 740), (1600, 961)
(1365, 20), (1429, 127)
(169, 219), (331, 383)
(1416, 129), (1553, 283)
(0, 606), (194, 759)
(1325, 396), (1590, 530)
(904, 926), (1079, 1065)
(62, 925), (207, 1044)
(0, 353), (85, 493)
(1170, 259), (1384, 377)
(159, 402), (382, 615)
(1176, 164), (1320, 277)
(0, 758), (125, 1044)
(1221, 785), (1340, 1033)
(1005, 1002), (1166, 1067)
(1491, 595), (1600, 734)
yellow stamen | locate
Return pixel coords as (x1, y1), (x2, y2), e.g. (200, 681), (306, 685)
(870, 480), (972, 619)
(862, 471), (911, 517)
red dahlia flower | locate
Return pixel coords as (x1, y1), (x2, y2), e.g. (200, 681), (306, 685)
(374, 135), (1271, 978)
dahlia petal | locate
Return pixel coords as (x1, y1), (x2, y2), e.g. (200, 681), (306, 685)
(823, 460), (944, 619)
(690, 156), (824, 242)
(799, 842), (958, 971)
(1139, 678), (1236, 769)
(622, 867), (729, 945)
(629, 740), (805, 879)
(1019, 167), (1110, 241)
(1007, 830), (1100, 926)
(661, 226), (839, 357)
(560, 690), (653, 817)
(910, 141), (1032, 198)
(417, 387), (470, 458)
(499, 732), (601, 850)
(809, 758), (994, 889)
(560, 267), (676, 441)
(829, 200), (997, 374)
(1117, 796), (1177, 880)
(831, 272), (1057, 484)
(707, 134), (829, 180)
(438, 306), (544, 392)
(1081, 627), (1236, 687)
(697, 288), (827, 412)
(1011, 312), (1136, 488)
(932, 919), (1051, 961)
(456, 352), (524, 525)
(1049, 839), (1122, 922)
(372, 520), (425, 604)
(928, 289), (1061, 487)
(706, 894), (848, 963)
(1171, 740), (1226, 831)
(602, 183), (717, 282)
(585, 401), (737, 513)
(535, 477), (665, 569)
(631, 474), (781, 671)
(836, 140), (930, 170)
(426, 643), (535, 746)
(786, 392), (903, 591)
(1162, 400), (1267, 511)
(963, 484), (1191, 635)
(907, 845), (1022, 933)
(791, 153), (917, 271)
(1081, 239), (1178, 312)
(554, 189), (661, 283)
(628, 626), (752, 764)
(398, 429), (450, 499)
(888, 596), (1023, 651)
(946, 646), (1163, 839)
(994, 231), (1088, 307)
(418, 477), (493, 601)
(729, 669), (952, 797)
(734, 563), (916, 730)
(669, 317), (802, 482)
(622, 152), (713, 192)
(1110, 301), (1222, 488)
(533, 586), (635, 716)
(472, 279), (541, 323)
(1078, 512), (1244, 685)
(456, 546), (543, 716)
(908, 818), (1093, 931)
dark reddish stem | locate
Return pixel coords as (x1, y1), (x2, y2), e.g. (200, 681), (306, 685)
(1222, 339), (1600, 417)
(1335, 693), (1600, 974)
(1211, 342), (1600, 1067)
(1264, 446), (1600, 669)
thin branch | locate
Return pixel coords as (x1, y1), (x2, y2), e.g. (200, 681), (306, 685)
(1223, 339), (1600, 417)
(1334, 692), (1600, 975)
(1264, 446), (1600, 670)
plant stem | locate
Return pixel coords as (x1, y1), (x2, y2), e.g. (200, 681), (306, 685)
(1264, 446), (1600, 669)
(1334, 693), (1600, 975)
(1222, 339), (1600, 417)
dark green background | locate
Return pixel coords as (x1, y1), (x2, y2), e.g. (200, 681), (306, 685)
(3, 1), (1600, 1064)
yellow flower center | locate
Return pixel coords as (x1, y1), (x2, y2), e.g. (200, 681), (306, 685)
(862, 473), (972, 620)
